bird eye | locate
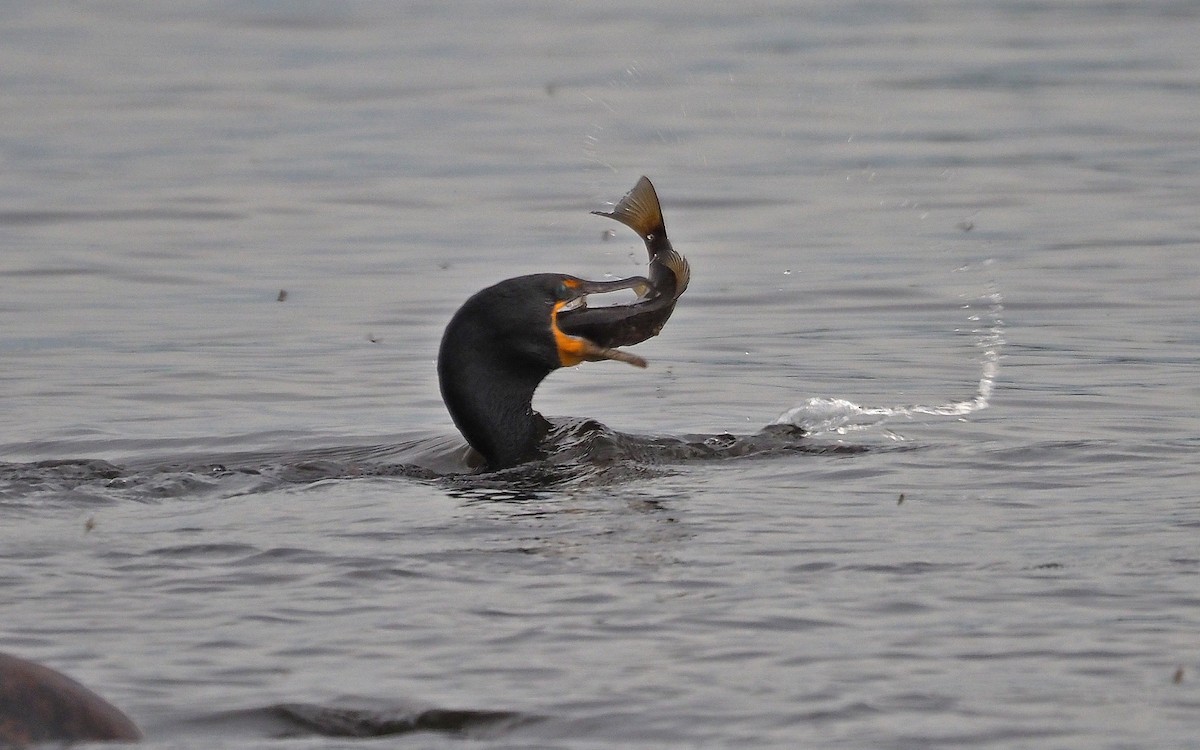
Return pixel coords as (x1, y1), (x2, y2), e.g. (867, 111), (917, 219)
(556, 281), (572, 299)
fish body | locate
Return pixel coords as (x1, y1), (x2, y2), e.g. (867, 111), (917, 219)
(557, 176), (689, 349)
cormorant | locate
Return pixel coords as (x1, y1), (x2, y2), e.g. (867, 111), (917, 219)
(0, 652), (141, 745)
(437, 177), (688, 470)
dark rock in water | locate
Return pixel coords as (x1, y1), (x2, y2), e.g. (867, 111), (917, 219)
(0, 652), (141, 746)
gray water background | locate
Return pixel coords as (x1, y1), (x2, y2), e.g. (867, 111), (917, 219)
(2, 2), (1198, 747)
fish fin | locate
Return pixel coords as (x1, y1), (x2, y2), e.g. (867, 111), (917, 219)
(592, 176), (666, 240)
(658, 247), (690, 295)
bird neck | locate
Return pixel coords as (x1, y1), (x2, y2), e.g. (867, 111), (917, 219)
(438, 341), (554, 470)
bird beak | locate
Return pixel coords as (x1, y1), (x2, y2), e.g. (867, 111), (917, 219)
(555, 268), (684, 352)
(560, 276), (653, 310)
(553, 276), (651, 369)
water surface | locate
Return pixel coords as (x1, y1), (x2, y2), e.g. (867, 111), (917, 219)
(2, 2), (1198, 748)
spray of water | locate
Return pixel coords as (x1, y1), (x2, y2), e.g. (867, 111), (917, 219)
(773, 272), (1005, 437)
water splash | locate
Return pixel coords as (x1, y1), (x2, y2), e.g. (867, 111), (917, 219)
(774, 274), (1005, 437)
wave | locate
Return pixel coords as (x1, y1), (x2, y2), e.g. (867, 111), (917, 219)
(193, 700), (540, 741)
(772, 272), (1005, 439)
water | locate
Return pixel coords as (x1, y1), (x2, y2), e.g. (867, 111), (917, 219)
(2, 2), (1198, 747)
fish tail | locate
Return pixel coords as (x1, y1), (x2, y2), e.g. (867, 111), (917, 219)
(592, 176), (666, 240)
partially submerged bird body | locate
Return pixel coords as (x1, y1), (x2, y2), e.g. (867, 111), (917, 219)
(0, 652), (142, 746)
(437, 177), (689, 470)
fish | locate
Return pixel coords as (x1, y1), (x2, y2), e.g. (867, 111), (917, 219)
(557, 176), (690, 349)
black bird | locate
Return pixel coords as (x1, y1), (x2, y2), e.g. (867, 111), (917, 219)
(0, 652), (141, 746)
(437, 177), (689, 470)
(438, 273), (649, 469)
